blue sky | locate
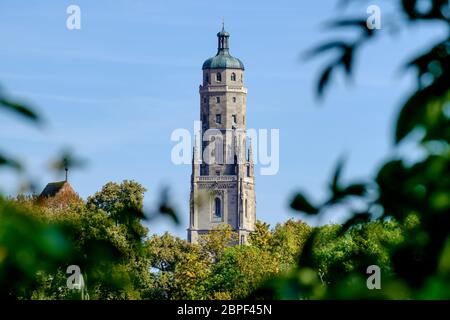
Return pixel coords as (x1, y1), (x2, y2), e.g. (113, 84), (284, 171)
(0, 1), (446, 238)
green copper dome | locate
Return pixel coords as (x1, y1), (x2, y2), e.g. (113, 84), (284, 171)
(202, 25), (244, 70)
(202, 53), (244, 70)
(217, 29), (230, 37)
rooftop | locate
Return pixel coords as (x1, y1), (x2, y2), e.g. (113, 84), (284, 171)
(202, 25), (244, 70)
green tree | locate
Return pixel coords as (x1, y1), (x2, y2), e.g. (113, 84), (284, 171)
(87, 180), (148, 241)
(271, 219), (313, 268)
(18, 181), (154, 300)
(200, 224), (238, 262)
(312, 221), (404, 285)
(146, 233), (211, 299)
(0, 197), (73, 299)
(249, 220), (273, 251)
(208, 245), (280, 299)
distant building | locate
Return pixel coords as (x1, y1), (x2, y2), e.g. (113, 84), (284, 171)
(39, 180), (76, 198)
(188, 25), (256, 245)
(38, 170), (81, 209)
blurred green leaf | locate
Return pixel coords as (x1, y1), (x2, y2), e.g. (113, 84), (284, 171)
(342, 183), (367, 197)
(330, 157), (345, 195)
(50, 150), (87, 173)
(304, 41), (349, 59)
(0, 97), (40, 123)
(317, 65), (334, 97)
(157, 188), (180, 225)
(290, 192), (319, 215)
(0, 153), (22, 171)
(327, 19), (374, 37)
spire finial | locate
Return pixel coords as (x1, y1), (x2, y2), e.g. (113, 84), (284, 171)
(64, 161), (69, 182)
(217, 20), (230, 52)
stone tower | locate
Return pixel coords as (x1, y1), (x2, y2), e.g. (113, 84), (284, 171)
(188, 25), (256, 245)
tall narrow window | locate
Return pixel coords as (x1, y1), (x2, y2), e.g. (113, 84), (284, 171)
(216, 96), (220, 103)
(203, 97), (207, 103)
(245, 199), (248, 218)
(232, 114), (237, 124)
(216, 72), (222, 82)
(231, 72), (236, 81)
(210, 136), (216, 160)
(216, 114), (221, 124)
(205, 73), (209, 84)
(214, 198), (221, 218)
(232, 97), (236, 103)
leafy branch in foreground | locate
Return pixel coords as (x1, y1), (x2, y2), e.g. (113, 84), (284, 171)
(0, 86), (41, 172)
(261, 0), (450, 299)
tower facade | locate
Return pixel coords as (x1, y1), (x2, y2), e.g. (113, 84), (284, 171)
(188, 26), (256, 245)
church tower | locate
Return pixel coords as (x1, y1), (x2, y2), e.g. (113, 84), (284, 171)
(188, 25), (256, 245)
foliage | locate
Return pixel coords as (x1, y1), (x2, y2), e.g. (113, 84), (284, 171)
(0, 186), (410, 300)
(37, 189), (83, 212)
(146, 221), (301, 300)
(2, 0), (449, 300)
(0, 79), (179, 300)
(0, 86), (40, 172)
(0, 197), (73, 299)
(146, 232), (210, 299)
(87, 181), (147, 232)
(312, 221), (404, 284)
(199, 224), (238, 262)
(1, 180), (156, 299)
(275, 0), (450, 299)
(207, 245), (280, 299)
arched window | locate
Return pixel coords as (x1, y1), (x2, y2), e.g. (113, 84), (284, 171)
(214, 198), (221, 218)
(231, 72), (236, 81)
(216, 72), (222, 82)
(205, 73), (209, 84)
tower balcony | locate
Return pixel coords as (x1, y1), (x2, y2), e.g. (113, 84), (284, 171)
(199, 84), (247, 94)
(196, 175), (237, 182)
